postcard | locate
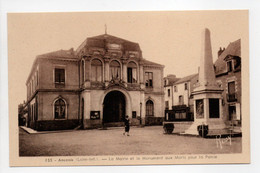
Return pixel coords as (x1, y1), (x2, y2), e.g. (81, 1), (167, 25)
(8, 10), (250, 166)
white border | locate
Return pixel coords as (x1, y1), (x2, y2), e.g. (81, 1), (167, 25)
(1, 0), (260, 173)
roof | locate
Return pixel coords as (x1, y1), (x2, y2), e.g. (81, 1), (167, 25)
(76, 34), (141, 53)
(142, 59), (164, 68)
(26, 48), (77, 84)
(174, 73), (198, 85)
(38, 48), (76, 59)
(214, 39), (241, 75)
(164, 75), (180, 86)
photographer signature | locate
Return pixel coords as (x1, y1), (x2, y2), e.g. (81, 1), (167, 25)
(216, 135), (232, 149)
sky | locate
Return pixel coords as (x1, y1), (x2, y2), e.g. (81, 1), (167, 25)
(8, 11), (248, 105)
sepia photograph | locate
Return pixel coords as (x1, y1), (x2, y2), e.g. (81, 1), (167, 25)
(8, 10), (249, 166)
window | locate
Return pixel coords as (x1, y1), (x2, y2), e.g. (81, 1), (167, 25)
(227, 61), (233, 72)
(227, 81), (236, 102)
(132, 111), (137, 118)
(184, 83), (188, 90)
(228, 81), (235, 94)
(179, 95), (184, 105)
(127, 62), (137, 83)
(55, 68), (65, 84)
(164, 80), (167, 86)
(209, 99), (220, 118)
(168, 89), (170, 97)
(174, 86), (177, 92)
(91, 59), (102, 82)
(54, 99), (66, 119)
(165, 101), (169, 109)
(145, 72), (153, 87)
(110, 60), (121, 80)
(146, 100), (154, 116)
(228, 105), (236, 120)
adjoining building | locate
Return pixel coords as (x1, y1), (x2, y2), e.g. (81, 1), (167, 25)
(164, 74), (179, 110)
(24, 34), (165, 131)
(214, 39), (241, 126)
(164, 74), (198, 122)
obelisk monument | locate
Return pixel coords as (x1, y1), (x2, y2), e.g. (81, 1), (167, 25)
(185, 28), (226, 135)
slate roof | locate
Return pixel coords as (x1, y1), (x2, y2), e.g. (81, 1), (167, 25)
(142, 59), (164, 68)
(37, 48), (76, 59)
(76, 34), (141, 53)
(164, 75), (180, 86)
(214, 39), (241, 75)
(174, 73), (198, 85)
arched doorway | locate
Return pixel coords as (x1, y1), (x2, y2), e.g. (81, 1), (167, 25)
(103, 91), (126, 123)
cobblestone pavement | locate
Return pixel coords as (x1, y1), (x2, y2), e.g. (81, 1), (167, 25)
(19, 126), (242, 156)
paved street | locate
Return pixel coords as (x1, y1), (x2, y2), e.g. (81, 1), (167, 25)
(19, 126), (242, 156)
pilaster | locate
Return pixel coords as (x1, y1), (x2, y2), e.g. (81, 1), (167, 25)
(122, 59), (127, 83)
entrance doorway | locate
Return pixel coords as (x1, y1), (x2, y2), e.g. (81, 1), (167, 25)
(228, 105), (236, 120)
(103, 91), (126, 123)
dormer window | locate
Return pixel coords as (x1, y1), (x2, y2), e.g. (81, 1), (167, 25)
(107, 43), (121, 50)
(227, 60), (233, 72)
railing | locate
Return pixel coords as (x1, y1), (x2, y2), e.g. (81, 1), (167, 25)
(172, 105), (187, 110)
(226, 93), (237, 102)
(165, 106), (193, 122)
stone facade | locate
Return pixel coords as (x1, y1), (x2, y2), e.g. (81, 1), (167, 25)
(215, 39), (241, 125)
(25, 34), (164, 131)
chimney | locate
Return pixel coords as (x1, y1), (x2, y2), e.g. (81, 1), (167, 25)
(218, 47), (225, 57)
(69, 48), (74, 55)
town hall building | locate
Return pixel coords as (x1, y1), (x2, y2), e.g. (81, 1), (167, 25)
(25, 34), (165, 131)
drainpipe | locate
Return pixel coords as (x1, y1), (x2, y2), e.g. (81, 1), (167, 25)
(171, 85), (173, 110)
(140, 102), (142, 125)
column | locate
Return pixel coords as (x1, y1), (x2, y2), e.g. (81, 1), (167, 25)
(139, 62), (144, 89)
(193, 100), (197, 121)
(82, 90), (91, 128)
(139, 63), (144, 83)
(104, 58), (110, 86)
(219, 98), (223, 119)
(122, 59), (127, 82)
(85, 58), (91, 81)
(204, 98), (209, 122)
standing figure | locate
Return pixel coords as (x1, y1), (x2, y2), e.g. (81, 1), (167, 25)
(123, 115), (130, 136)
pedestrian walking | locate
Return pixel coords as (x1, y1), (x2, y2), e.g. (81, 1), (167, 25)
(123, 115), (130, 136)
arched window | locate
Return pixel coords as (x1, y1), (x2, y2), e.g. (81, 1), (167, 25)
(54, 99), (66, 119)
(91, 59), (102, 82)
(110, 60), (121, 80)
(146, 100), (154, 117)
(127, 62), (137, 83)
